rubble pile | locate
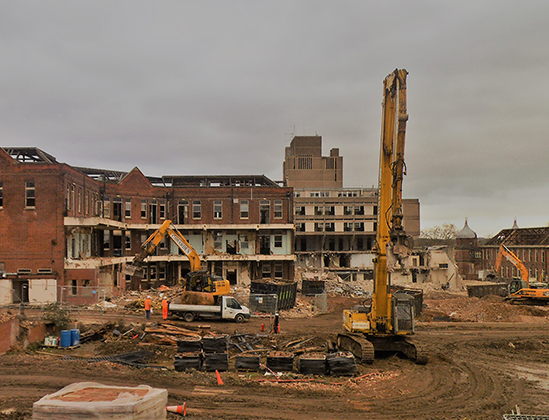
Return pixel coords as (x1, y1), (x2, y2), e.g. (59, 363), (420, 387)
(421, 292), (549, 323)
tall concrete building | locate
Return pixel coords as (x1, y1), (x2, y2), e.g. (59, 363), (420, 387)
(283, 136), (343, 189)
(283, 135), (420, 280)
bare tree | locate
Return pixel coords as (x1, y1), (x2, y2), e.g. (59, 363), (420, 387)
(420, 223), (458, 240)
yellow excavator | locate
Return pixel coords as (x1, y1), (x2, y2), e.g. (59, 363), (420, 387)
(337, 69), (427, 364)
(124, 220), (230, 297)
(494, 244), (549, 305)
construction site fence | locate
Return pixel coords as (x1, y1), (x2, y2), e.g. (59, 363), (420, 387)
(302, 280), (326, 296)
(250, 280), (297, 310)
(314, 292), (328, 313)
(248, 294), (278, 314)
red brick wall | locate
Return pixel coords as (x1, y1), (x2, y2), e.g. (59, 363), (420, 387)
(0, 318), (19, 355)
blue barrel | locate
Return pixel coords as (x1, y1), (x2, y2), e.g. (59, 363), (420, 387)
(60, 330), (71, 348)
(70, 329), (80, 347)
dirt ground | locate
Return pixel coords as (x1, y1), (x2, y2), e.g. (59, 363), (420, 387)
(2, 292), (549, 419)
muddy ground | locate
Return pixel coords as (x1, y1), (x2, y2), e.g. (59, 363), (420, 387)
(1, 292), (549, 419)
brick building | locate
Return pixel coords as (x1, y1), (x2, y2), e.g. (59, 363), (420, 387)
(0, 147), (294, 305)
(454, 219), (482, 280)
(481, 226), (549, 283)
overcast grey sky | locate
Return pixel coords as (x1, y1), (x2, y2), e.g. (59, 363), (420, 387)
(1, 1), (548, 237)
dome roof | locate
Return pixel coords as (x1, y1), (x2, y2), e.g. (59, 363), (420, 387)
(456, 219), (477, 239)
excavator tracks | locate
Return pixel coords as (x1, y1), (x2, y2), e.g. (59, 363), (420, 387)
(338, 333), (428, 365)
(337, 333), (375, 364)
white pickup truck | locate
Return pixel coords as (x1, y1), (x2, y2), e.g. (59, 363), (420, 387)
(169, 295), (251, 323)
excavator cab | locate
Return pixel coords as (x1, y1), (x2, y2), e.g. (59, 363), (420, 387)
(392, 293), (415, 334)
(509, 278), (527, 294)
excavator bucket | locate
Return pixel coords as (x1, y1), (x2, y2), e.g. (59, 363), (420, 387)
(123, 264), (143, 277)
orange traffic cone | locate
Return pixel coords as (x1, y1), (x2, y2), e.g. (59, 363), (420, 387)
(216, 369), (223, 385)
(166, 402), (187, 416)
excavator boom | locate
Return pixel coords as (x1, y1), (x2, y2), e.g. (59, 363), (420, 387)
(124, 220), (230, 297)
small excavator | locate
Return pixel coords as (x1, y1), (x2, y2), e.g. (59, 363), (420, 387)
(124, 220), (230, 298)
(337, 69), (427, 364)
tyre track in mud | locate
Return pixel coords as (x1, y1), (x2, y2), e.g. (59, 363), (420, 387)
(2, 312), (549, 419)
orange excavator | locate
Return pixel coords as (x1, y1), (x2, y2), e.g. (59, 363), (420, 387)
(124, 220), (230, 298)
(494, 244), (549, 305)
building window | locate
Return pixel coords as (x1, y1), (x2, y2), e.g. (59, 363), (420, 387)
(315, 206), (323, 216)
(262, 263), (271, 278)
(192, 201), (201, 219)
(70, 184), (75, 212)
(325, 206), (335, 216)
(25, 182), (35, 208)
(274, 200), (283, 219)
(325, 222), (335, 232)
(239, 234), (249, 250)
(274, 262), (283, 279)
(85, 191), (89, 215)
(439, 263), (449, 269)
(125, 199), (132, 218)
(355, 222), (364, 232)
(160, 201), (166, 219)
(0, 182), (3, 208)
(240, 200), (249, 219)
(141, 200), (147, 219)
(274, 234), (283, 248)
(214, 232), (223, 249)
(315, 223), (324, 232)
(71, 280), (78, 295)
(344, 206), (353, 216)
(159, 264), (166, 280)
(295, 206), (305, 216)
(298, 156), (313, 169)
(214, 200), (223, 219)
(178, 200), (189, 224)
(344, 222), (353, 232)
(354, 206), (365, 215)
(77, 188), (82, 213)
(103, 231), (111, 251)
(93, 193), (100, 216)
(125, 232), (131, 250)
(103, 197), (111, 218)
(66, 184), (71, 210)
(296, 223), (305, 232)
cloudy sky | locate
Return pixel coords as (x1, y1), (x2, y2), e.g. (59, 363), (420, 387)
(1, 1), (548, 237)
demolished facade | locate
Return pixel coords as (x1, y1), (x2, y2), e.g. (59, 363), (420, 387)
(0, 147), (295, 305)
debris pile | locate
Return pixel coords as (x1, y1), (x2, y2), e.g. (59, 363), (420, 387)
(420, 292), (549, 323)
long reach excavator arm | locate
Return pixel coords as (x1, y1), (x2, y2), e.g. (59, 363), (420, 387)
(337, 69), (427, 364)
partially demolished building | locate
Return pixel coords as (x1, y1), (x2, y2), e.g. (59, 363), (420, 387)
(481, 225), (549, 282)
(0, 147), (294, 305)
(283, 136), (420, 280)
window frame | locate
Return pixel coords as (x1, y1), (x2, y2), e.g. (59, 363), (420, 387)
(192, 201), (202, 219)
(213, 200), (223, 219)
(25, 181), (36, 209)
